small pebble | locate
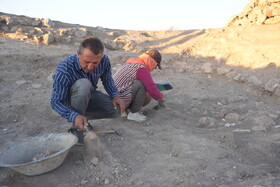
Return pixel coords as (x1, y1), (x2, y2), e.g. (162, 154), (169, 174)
(32, 84), (42, 88)
(81, 179), (88, 185)
(104, 178), (110, 184)
(225, 123), (236, 127)
(15, 80), (26, 85)
(90, 157), (98, 166)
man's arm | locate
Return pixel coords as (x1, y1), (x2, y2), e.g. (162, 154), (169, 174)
(50, 72), (78, 123)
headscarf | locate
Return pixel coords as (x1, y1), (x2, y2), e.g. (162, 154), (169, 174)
(125, 54), (157, 72)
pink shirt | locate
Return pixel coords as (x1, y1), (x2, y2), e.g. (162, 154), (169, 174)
(136, 67), (163, 101)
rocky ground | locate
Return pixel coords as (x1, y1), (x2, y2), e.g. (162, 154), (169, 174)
(0, 12), (280, 187)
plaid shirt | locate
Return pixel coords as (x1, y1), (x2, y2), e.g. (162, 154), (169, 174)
(113, 63), (143, 107)
(113, 63), (163, 107)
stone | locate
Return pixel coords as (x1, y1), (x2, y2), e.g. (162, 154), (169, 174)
(225, 123), (236, 127)
(5, 17), (15, 25)
(201, 63), (214, 74)
(10, 26), (19, 32)
(47, 73), (53, 82)
(31, 19), (41, 27)
(104, 178), (110, 185)
(34, 27), (44, 34)
(17, 18), (28, 26)
(252, 116), (276, 126)
(104, 39), (119, 50)
(225, 113), (240, 121)
(265, 16), (280, 24)
(123, 40), (137, 51)
(199, 116), (216, 126)
(256, 13), (267, 24)
(274, 87), (280, 96)
(220, 98), (229, 105)
(32, 84), (42, 88)
(225, 71), (237, 79)
(89, 157), (98, 166)
(42, 33), (54, 45)
(80, 179), (88, 185)
(74, 29), (87, 38)
(0, 25), (9, 32)
(43, 18), (55, 27)
(106, 31), (118, 36)
(252, 125), (267, 132)
(217, 67), (232, 75)
(34, 35), (43, 44)
(64, 36), (72, 44)
(248, 76), (262, 86)
(234, 129), (251, 133)
(264, 78), (280, 92)
(233, 73), (243, 81)
(16, 80), (27, 85)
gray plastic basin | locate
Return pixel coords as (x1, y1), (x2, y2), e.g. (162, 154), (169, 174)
(0, 133), (78, 176)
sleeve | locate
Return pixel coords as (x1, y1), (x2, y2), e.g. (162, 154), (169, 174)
(100, 55), (119, 98)
(136, 67), (164, 101)
(50, 71), (79, 123)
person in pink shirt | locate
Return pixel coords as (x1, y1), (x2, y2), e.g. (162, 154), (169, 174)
(113, 49), (166, 122)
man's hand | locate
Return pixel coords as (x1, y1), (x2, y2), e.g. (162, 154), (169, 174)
(74, 115), (89, 131)
(112, 96), (125, 113)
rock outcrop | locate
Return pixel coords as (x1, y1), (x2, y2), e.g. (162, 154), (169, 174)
(0, 12), (103, 45)
(0, 12), (144, 52)
(228, 0), (280, 26)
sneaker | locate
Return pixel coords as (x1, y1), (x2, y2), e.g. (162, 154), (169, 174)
(68, 128), (84, 146)
(127, 112), (147, 122)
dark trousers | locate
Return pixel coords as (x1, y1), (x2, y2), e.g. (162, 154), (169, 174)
(69, 78), (120, 120)
(129, 80), (151, 113)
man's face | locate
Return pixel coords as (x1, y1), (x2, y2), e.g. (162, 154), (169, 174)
(78, 48), (103, 73)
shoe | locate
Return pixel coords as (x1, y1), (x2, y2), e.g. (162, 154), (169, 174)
(68, 128), (84, 145)
(127, 112), (147, 122)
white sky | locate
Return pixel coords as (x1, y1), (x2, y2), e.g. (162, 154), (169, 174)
(0, 0), (249, 30)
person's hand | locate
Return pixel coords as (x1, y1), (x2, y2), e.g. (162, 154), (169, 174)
(74, 115), (89, 131)
(112, 96), (125, 113)
(153, 100), (167, 110)
(158, 100), (167, 109)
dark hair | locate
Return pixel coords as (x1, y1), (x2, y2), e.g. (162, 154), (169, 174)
(77, 36), (104, 55)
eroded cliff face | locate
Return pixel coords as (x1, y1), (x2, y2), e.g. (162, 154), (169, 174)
(228, 0), (280, 26)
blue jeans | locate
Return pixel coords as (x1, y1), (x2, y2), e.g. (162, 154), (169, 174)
(69, 78), (120, 120)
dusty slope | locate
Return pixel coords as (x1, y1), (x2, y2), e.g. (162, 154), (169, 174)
(0, 13), (280, 187)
